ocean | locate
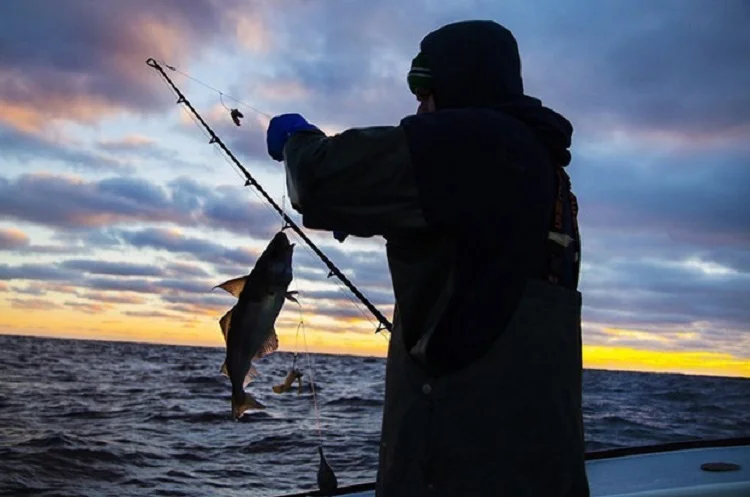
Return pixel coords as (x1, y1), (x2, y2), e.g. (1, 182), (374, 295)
(0, 334), (748, 497)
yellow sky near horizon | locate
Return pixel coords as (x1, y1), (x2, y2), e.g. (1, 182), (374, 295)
(2, 299), (748, 379)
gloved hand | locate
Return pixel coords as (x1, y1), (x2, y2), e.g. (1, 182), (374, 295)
(266, 113), (320, 162)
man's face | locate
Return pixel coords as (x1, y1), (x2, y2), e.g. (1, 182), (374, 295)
(415, 89), (436, 114)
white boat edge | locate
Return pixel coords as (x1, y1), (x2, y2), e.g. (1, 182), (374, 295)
(274, 437), (750, 497)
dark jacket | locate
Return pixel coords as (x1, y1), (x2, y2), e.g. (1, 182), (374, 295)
(283, 19), (587, 497)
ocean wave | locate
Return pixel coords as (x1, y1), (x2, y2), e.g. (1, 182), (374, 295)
(1, 335), (748, 497)
(325, 396), (383, 408)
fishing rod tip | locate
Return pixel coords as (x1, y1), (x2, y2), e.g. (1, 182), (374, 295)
(146, 58), (159, 68)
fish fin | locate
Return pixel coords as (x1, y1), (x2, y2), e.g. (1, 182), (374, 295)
(242, 366), (260, 388)
(214, 276), (247, 298)
(218, 307), (233, 343)
(285, 291), (299, 303)
(253, 329), (279, 360)
(232, 391), (265, 419)
(244, 393), (265, 410)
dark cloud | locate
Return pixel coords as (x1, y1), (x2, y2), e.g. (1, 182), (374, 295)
(583, 259), (750, 324)
(294, 245), (393, 293)
(82, 277), (162, 294)
(78, 274), (223, 298)
(574, 149), (750, 249)
(521, 1), (750, 136)
(0, 173), (279, 238)
(61, 259), (165, 277)
(162, 293), (233, 307)
(0, 125), (132, 173)
(159, 278), (217, 294)
(116, 227), (259, 267)
(301, 288), (394, 308)
(0, 263), (75, 282)
(163, 261), (212, 278)
(0, 173), (186, 229)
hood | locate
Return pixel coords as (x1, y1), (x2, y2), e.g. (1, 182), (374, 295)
(419, 20), (574, 166)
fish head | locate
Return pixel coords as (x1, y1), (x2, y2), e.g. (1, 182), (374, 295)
(261, 231), (295, 291)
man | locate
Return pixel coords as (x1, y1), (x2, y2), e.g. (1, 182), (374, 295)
(266, 20), (588, 497)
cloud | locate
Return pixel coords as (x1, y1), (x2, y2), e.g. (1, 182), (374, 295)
(524, 1), (750, 138)
(159, 278), (217, 294)
(0, 173), (185, 229)
(64, 301), (113, 314)
(0, 264), (76, 282)
(0, 125), (133, 173)
(573, 147), (750, 254)
(10, 283), (47, 296)
(301, 288), (394, 309)
(96, 134), (212, 173)
(0, 0), (261, 132)
(116, 227), (260, 267)
(163, 262), (212, 278)
(123, 309), (192, 321)
(220, 0), (750, 150)
(7, 298), (62, 310)
(163, 293), (234, 316)
(82, 277), (162, 294)
(0, 228), (29, 250)
(61, 259), (165, 277)
(77, 291), (147, 305)
(0, 173), (279, 238)
(98, 135), (156, 152)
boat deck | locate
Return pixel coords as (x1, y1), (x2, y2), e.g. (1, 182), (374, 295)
(277, 438), (750, 497)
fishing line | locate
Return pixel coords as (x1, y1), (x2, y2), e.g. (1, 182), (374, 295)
(175, 85), (299, 239)
(155, 58), (272, 118)
(146, 57), (393, 334)
(284, 288), (324, 441)
(299, 308), (324, 441)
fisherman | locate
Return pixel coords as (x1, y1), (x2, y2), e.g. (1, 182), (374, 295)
(265, 20), (588, 497)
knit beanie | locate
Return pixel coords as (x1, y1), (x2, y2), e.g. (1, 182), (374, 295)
(407, 51), (432, 95)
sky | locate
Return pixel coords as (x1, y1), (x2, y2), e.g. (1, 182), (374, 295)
(0, 0), (748, 378)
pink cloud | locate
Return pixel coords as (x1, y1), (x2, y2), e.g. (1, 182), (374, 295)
(0, 228), (30, 250)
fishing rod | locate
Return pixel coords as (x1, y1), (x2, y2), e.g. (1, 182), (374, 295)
(145, 58), (393, 333)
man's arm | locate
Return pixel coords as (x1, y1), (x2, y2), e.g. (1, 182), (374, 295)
(282, 125), (427, 236)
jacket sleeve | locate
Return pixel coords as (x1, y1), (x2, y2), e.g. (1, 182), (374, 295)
(282, 125), (427, 236)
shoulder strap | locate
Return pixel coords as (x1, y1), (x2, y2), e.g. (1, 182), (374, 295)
(546, 167), (581, 290)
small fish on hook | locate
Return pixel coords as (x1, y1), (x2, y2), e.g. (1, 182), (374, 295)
(230, 108), (244, 126)
(272, 368), (304, 394)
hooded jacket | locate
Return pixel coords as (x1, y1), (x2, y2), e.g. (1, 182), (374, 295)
(284, 19), (580, 374)
(282, 19), (587, 497)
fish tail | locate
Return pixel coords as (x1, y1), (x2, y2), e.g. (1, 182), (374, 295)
(231, 390), (265, 419)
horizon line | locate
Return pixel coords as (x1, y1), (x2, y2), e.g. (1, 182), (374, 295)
(3, 331), (748, 382)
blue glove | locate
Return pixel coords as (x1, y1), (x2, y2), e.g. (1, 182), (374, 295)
(266, 113), (320, 162)
(333, 231), (349, 243)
